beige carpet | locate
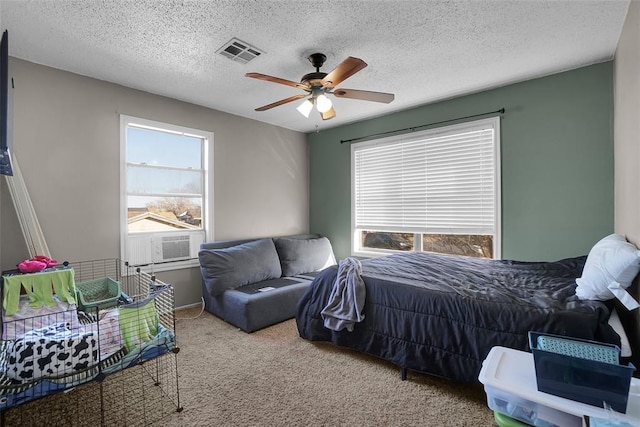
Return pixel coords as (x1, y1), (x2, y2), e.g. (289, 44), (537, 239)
(2, 307), (496, 426)
(159, 307), (495, 426)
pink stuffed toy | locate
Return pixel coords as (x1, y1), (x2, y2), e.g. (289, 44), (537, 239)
(17, 259), (47, 273)
(17, 255), (57, 273)
(31, 255), (57, 268)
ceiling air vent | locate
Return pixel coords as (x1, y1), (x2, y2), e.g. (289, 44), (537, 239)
(217, 38), (264, 64)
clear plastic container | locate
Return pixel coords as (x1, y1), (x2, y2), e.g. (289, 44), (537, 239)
(486, 384), (581, 427)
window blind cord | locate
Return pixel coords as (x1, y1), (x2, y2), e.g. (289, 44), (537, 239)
(339, 108), (505, 144)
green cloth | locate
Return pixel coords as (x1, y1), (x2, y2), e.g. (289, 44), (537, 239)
(2, 277), (22, 316)
(119, 298), (159, 353)
(2, 269), (76, 316)
(50, 269), (76, 305)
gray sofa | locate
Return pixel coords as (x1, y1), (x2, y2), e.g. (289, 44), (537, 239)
(198, 234), (336, 332)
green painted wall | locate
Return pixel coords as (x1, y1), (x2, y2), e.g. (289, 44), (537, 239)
(309, 62), (614, 261)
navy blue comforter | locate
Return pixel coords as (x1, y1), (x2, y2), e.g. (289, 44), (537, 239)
(295, 252), (619, 383)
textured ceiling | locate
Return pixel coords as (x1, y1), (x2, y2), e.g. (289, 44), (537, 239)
(0, 0), (630, 133)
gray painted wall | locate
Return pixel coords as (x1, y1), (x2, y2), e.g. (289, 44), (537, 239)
(309, 62), (614, 261)
(0, 58), (309, 307)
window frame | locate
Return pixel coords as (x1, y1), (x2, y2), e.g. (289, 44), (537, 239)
(119, 115), (214, 271)
(350, 117), (501, 259)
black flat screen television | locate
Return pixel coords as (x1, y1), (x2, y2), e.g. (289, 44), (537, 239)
(0, 29), (13, 176)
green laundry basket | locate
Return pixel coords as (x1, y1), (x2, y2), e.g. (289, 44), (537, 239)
(76, 277), (121, 310)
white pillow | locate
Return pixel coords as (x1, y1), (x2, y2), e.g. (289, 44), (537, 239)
(575, 233), (640, 310)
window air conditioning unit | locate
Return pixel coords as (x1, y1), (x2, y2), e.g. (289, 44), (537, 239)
(127, 232), (204, 266)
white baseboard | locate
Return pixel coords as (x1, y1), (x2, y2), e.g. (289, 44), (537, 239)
(176, 298), (204, 311)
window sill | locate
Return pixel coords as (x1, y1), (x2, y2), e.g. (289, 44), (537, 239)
(126, 258), (200, 274)
(351, 249), (404, 259)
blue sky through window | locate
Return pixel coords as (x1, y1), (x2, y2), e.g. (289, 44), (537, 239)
(126, 126), (204, 209)
(127, 127), (201, 168)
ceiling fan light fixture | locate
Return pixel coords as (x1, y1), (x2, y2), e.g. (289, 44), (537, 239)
(316, 94), (333, 113)
(297, 98), (313, 118)
(246, 53), (394, 118)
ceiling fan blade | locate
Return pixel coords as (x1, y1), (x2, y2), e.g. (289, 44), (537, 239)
(332, 88), (395, 103)
(320, 106), (336, 120)
(321, 57), (367, 89)
(255, 94), (306, 111)
(245, 72), (310, 90)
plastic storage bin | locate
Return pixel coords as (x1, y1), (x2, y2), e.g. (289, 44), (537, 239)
(529, 331), (635, 413)
(76, 277), (121, 310)
(480, 346), (640, 427)
(485, 384), (581, 426)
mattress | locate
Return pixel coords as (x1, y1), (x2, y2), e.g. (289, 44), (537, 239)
(296, 251), (620, 383)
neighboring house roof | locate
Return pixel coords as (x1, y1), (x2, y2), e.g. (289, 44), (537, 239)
(127, 208), (186, 220)
(127, 207), (149, 219)
(127, 211), (200, 232)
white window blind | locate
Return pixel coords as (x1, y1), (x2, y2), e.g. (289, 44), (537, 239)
(353, 118), (499, 236)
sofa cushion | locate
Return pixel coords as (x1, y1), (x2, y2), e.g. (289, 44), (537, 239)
(199, 238), (282, 297)
(274, 236), (336, 277)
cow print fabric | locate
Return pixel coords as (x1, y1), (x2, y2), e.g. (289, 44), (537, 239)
(1, 322), (98, 382)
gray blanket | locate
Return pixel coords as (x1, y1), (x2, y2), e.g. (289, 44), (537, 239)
(320, 257), (366, 331)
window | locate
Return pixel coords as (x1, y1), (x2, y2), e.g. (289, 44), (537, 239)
(120, 116), (213, 270)
(351, 117), (500, 259)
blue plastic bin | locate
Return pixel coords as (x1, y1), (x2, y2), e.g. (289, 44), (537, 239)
(529, 331), (635, 414)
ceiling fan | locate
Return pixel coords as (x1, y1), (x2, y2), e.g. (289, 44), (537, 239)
(245, 53), (394, 120)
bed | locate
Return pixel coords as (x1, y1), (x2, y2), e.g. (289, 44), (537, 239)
(296, 246), (634, 383)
